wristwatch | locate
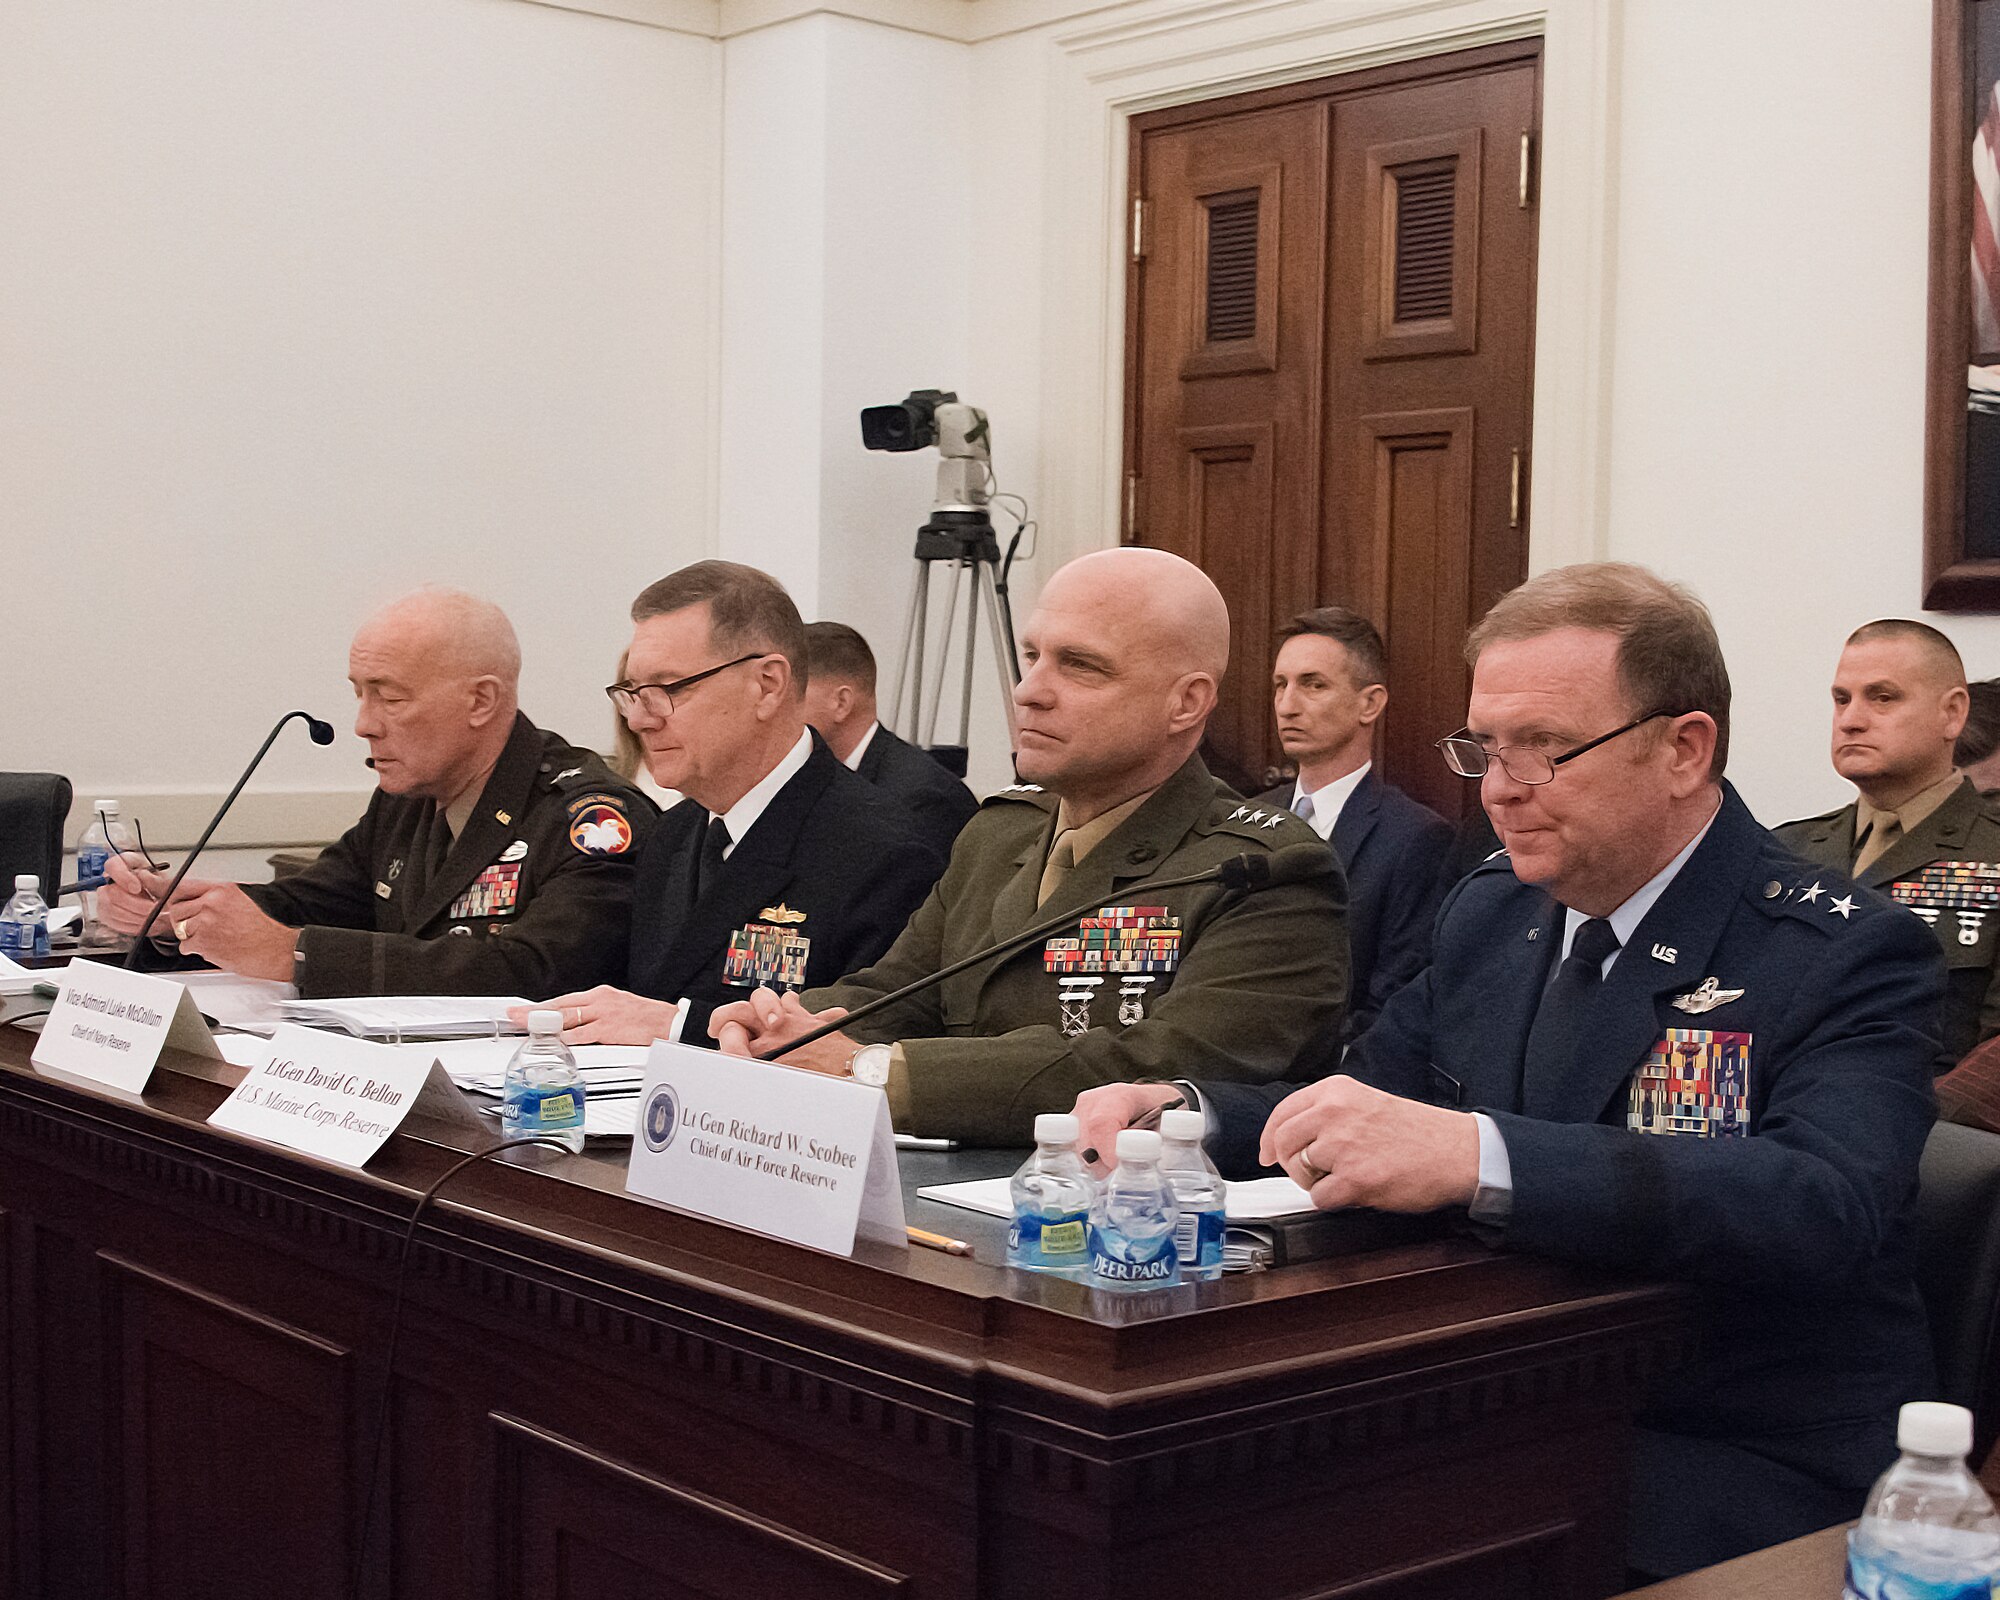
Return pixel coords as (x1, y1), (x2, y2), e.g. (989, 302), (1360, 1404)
(847, 1042), (893, 1087)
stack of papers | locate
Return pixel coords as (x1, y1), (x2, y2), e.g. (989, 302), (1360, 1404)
(0, 952), (44, 996)
(180, 972), (295, 1034)
(916, 1174), (1320, 1222)
(277, 995), (530, 1039)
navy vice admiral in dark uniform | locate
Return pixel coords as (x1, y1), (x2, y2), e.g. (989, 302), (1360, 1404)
(101, 587), (652, 999)
(802, 620), (980, 863)
(1255, 606), (1453, 1042)
(523, 562), (941, 1048)
(1075, 563), (1944, 1582)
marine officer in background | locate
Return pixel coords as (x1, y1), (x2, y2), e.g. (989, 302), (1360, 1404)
(1777, 618), (2000, 1065)
(800, 620), (979, 862)
(100, 587), (652, 998)
(710, 547), (1347, 1145)
(1075, 564), (1941, 1580)
(1256, 606), (1452, 1042)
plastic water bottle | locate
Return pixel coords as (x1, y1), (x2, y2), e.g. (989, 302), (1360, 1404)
(1008, 1113), (1096, 1273)
(0, 876), (50, 961)
(1159, 1108), (1227, 1281)
(74, 801), (133, 943)
(1845, 1401), (2000, 1598)
(1089, 1129), (1180, 1289)
(500, 1010), (586, 1153)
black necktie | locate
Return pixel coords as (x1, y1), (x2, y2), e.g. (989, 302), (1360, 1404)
(691, 815), (730, 905)
(1523, 917), (1621, 1099)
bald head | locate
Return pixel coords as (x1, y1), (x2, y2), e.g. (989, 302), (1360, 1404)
(357, 587), (522, 691)
(1012, 548), (1229, 818)
(1830, 618), (1971, 807)
(347, 588), (522, 802)
(1042, 548), (1231, 682)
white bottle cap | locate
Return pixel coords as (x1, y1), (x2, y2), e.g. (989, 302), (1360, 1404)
(1898, 1401), (1974, 1457)
(1034, 1113), (1079, 1145)
(1115, 1129), (1162, 1163)
(14, 875), (36, 892)
(1160, 1108), (1205, 1141)
(527, 1008), (565, 1035)
(94, 800), (120, 814)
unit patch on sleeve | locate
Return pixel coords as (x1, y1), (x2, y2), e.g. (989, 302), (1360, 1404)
(566, 796), (634, 856)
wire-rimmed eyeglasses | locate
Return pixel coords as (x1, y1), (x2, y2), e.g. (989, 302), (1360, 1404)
(1435, 710), (1681, 786)
(604, 653), (768, 718)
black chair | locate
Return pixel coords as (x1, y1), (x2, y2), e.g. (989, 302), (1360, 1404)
(1915, 1118), (2000, 1465)
(0, 772), (72, 905)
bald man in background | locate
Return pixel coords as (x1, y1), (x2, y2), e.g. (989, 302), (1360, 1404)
(712, 548), (1347, 1144)
(1778, 618), (2000, 1063)
(101, 587), (653, 998)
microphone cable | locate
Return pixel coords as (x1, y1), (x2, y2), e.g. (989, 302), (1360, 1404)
(348, 1136), (575, 1600)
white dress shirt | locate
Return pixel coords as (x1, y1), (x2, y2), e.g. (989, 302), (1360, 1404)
(1471, 796), (1723, 1221)
(842, 720), (881, 773)
(714, 728), (814, 859)
(1289, 762), (1371, 843)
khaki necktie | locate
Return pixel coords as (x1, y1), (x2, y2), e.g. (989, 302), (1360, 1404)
(1037, 831), (1077, 908)
(1855, 817), (1901, 875)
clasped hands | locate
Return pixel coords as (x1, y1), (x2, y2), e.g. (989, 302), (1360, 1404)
(503, 984), (855, 1070)
(1072, 1075), (1483, 1213)
(99, 854), (298, 980)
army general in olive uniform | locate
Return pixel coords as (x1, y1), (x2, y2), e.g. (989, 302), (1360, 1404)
(102, 588), (652, 999)
(711, 548), (1347, 1144)
(1777, 618), (1999, 1065)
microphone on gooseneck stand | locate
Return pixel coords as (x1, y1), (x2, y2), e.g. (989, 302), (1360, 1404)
(126, 711), (337, 969)
(756, 841), (1339, 1062)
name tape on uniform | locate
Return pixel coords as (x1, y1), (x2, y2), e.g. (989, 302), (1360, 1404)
(208, 1023), (436, 1167)
(623, 1041), (904, 1256)
(32, 963), (222, 1093)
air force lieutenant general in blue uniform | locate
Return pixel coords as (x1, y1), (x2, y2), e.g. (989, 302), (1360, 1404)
(1074, 562), (1944, 1581)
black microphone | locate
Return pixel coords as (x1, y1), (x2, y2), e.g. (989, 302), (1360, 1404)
(756, 842), (1337, 1061)
(127, 710), (336, 968)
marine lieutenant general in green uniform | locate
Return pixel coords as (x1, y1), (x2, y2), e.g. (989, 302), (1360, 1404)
(1777, 618), (2000, 1066)
(710, 547), (1348, 1144)
(100, 587), (652, 999)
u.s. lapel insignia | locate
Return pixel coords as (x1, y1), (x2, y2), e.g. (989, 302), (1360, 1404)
(1672, 976), (1745, 1015)
(1651, 943), (1678, 963)
(758, 903), (807, 925)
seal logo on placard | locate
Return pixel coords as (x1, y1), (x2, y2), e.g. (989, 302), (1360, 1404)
(641, 1082), (681, 1152)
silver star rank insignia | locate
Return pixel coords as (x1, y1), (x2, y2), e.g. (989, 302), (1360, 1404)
(1260, 813), (1285, 829)
(1798, 880), (1825, 903)
(1228, 806), (1251, 822)
(1829, 894), (1857, 920)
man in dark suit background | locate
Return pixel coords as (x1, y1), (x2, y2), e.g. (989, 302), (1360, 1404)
(1256, 607), (1452, 1040)
(1075, 563), (1942, 1581)
(800, 621), (979, 862)
(522, 562), (942, 1047)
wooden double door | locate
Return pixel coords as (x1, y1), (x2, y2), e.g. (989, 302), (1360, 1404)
(1125, 39), (1542, 816)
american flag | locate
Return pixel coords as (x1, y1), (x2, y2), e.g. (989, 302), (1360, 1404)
(1974, 82), (2000, 353)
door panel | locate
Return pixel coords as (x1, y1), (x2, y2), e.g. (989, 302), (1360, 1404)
(1129, 43), (1540, 813)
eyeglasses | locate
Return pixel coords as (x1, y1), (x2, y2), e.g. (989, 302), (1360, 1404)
(604, 653), (768, 718)
(1435, 710), (1680, 786)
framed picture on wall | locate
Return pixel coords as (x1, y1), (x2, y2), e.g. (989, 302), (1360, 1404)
(1928, 0), (2000, 606)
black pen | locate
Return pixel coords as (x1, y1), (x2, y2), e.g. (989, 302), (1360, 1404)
(1079, 1093), (1185, 1167)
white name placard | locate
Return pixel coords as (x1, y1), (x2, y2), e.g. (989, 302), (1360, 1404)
(624, 1041), (905, 1256)
(208, 1024), (434, 1167)
(32, 963), (222, 1092)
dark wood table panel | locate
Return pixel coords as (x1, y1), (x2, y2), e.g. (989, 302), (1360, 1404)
(0, 1024), (1694, 1600)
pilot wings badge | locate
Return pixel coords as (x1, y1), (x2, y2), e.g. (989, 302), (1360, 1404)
(1672, 976), (1745, 1015)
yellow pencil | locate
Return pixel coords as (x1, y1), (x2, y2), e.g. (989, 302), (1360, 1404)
(906, 1226), (973, 1257)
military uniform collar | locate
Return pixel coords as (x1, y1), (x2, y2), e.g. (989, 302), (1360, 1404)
(1859, 774), (1986, 888)
(405, 714), (542, 927)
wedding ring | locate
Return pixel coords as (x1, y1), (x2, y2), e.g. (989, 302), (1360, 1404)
(1298, 1146), (1328, 1184)
(174, 918), (192, 942)
(570, 1007), (582, 1030)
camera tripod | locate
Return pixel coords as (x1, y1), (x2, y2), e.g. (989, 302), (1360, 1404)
(884, 513), (1020, 777)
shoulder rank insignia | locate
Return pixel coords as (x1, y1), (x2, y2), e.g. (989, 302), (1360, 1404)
(758, 903), (807, 925)
(553, 766), (584, 783)
(1672, 976), (1744, 1015)
(1001, 782), (1044, 793)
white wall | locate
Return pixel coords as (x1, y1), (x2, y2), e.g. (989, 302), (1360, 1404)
(1602, 0), (1980, 826)
(1, 0), (719, 846)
